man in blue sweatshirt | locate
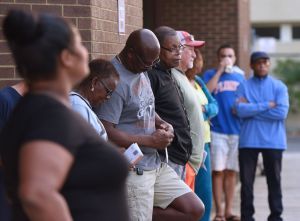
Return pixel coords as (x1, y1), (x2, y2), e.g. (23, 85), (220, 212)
(235, 51), (289, 221)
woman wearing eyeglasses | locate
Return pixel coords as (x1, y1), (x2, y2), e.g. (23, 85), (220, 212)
(70, 58), (119, 140)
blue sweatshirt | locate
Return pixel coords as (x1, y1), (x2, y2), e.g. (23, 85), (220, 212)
(203, 67), (245, 135)
(235, 75), (289, 149)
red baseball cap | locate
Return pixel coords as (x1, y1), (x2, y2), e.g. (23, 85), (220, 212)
(176, 31), (205, 48)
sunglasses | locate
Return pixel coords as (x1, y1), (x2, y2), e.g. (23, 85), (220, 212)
(99, 79), (113, 99)
(131, 48), (160, 70)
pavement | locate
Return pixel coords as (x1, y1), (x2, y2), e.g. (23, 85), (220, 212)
(231, 137), (300, 220)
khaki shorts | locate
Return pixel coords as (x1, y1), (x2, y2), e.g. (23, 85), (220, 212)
(126, 163), (191, 221)
(210, 132), (239, 172)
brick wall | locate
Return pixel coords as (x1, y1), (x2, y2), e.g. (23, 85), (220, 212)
(144, 0), (250, 74)
(90, 0), (142, 60)
(237, 0), (251, 75)
(0, 0), (143, 88)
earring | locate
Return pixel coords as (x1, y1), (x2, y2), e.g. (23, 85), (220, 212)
(91, 86), (94, 92)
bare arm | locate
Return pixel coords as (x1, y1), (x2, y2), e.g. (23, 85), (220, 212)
(19, 141), (74, 221)
(102, 120), (173, 150)
(206, 60), (228, 92)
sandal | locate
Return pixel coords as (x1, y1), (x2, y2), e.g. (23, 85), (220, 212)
(213, 215), (226, 221)
(225, 215), (240, 221)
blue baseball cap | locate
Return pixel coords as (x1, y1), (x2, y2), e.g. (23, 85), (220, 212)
(250, 51), (270, 64)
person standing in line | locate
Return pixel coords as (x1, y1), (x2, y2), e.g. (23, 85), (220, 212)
(0, 9), (129, 221)
(171, 30), (206, 191)
(96, 28), (204, 221)
(70, 58), (120, 141)
(0, 81), (27, 130)
(186, 48), (219, 221)
(203, 44), (245, 221)
(0, 81), (27, 221)
(148, 26), (193, 180)
(235, 51), (289, 221)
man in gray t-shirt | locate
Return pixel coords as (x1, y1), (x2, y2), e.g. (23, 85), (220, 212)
(97, 57), (160, 170)
(96, 29), (204, 221)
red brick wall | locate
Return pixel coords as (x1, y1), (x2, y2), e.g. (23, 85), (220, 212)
(90, 0), (143, 60)
(144, 0), (250, 74)
(0, 0), (143, 88)
(237, 0), (251, 75)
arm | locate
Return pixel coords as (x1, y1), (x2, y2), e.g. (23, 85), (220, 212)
(102, 120), (173, 150)
(234, 83), (271, 118)
(204, 60), (228, 92)
(254, 84), (289, 121)
(203, 99), (219, 120)
(195, 76), (219, 119)
(205, 69), (223, 92)
(19, 141), (74, 221)
(235, 101), (272, 118)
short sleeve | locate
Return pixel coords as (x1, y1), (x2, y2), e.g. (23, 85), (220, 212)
(23, 104), (95, 156)
(96, 83), (125, 125)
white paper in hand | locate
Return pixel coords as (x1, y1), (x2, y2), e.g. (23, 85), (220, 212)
(124, 143), (143, 165)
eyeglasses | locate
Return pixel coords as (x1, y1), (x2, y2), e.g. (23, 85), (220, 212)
(99, 79), (113, 99)
(161, 44), (185, 54)
(131, 48), (160, 70)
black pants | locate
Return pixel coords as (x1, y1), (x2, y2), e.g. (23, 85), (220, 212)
(0, 168), (11, 221)
(239, 148), (283, 221)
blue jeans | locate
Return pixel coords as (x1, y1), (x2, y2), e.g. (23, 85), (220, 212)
(239, 148), (283, 221)
(195, 143), (212, 221)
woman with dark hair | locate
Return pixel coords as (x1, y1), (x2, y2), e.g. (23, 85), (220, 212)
(0, 10), (128, 221)
(70, 58), (119, 140)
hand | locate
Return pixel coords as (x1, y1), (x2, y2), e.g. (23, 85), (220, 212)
(202, 105), (206, 112)
(118, 147), (126, 154)
(217, 57), (232, 73)
(237, 97), (248, 103)
(157, 121), (174, 135)
(151, 129), (174, 150)
(232, 107), (237, 115)
(269, 101), (276, 108)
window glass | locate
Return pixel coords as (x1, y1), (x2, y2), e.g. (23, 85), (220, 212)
(292, 26), (300, 39)
(254, 27), (280, 39)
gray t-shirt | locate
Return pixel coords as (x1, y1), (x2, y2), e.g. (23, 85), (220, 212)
(96, 57), (161, 170)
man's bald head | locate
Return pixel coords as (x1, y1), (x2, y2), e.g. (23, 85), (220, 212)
(126, 29), (160, 55)
(121, 29), (160, 73)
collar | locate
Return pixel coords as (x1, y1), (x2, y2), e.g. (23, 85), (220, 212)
(154, 61), (172, 73)
(253, 74), (269, 80)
